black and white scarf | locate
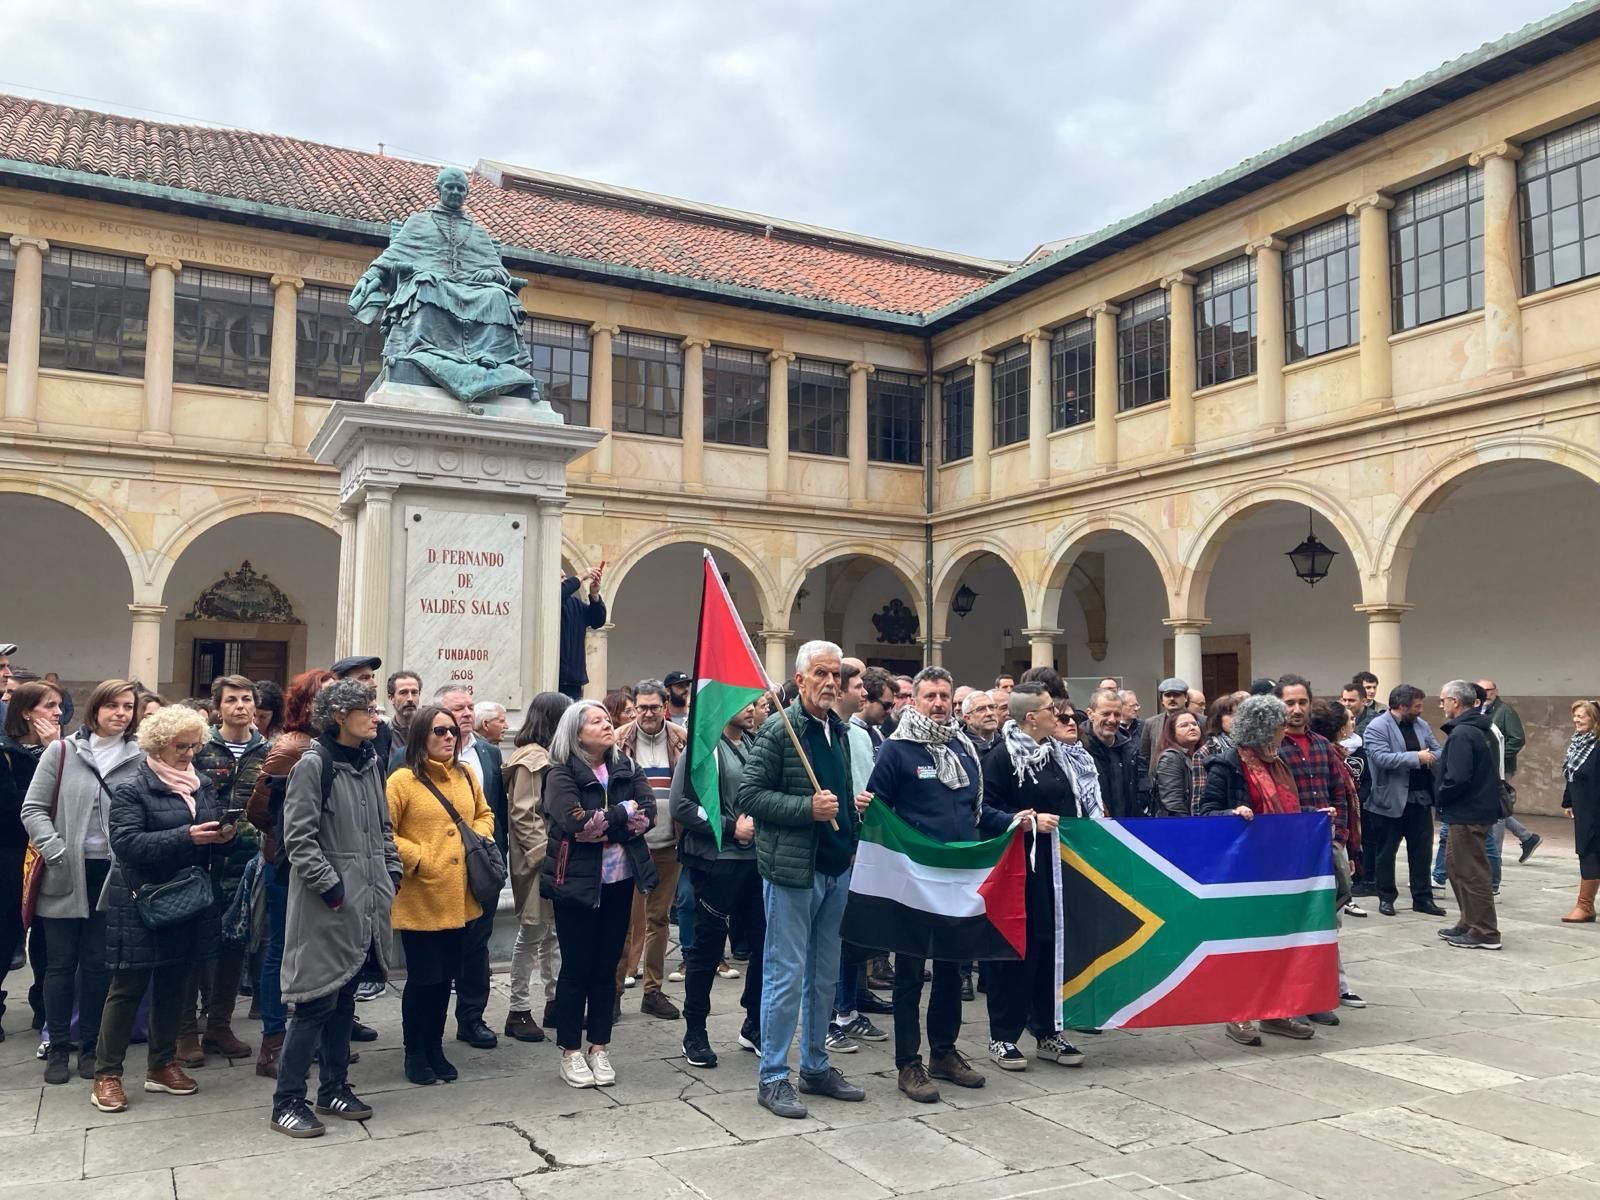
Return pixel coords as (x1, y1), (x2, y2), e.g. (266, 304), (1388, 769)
(1564, 731), (1596, 781)
(889, 706), (972, 789)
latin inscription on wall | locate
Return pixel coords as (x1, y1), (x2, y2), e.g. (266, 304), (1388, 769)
(403, 508), (525, 709)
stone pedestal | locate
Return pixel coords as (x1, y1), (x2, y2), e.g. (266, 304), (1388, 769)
(310, 385), (602, 713)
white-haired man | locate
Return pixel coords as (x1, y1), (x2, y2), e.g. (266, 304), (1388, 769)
(473, 700), (507, 746)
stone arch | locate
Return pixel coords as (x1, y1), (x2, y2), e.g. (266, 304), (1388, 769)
(0, 476), (145, 598)
(1374, 434), (1600, 606)
(149, 493), (338, 603)
(1174, 482), (1373, 621)
(779, 538), (928, 637)
(931, 535), (1027, 642)
(606, 525), (780, 630)
(1038, 511), (1177, 632)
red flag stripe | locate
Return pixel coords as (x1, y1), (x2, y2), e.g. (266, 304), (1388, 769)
(695, 552), (769, 691)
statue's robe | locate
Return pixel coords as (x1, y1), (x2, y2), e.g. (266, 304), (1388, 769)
(353, 206), (538, 403)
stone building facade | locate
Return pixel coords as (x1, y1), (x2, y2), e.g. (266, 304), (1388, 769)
(2, 6), (1598, 810)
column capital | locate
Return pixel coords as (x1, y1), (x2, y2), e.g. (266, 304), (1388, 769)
(589, 322), (620, 338)
(362, 483), (398, 508)
(1020, 626), (1064, 640)
(128, 602), (168, 620)
(1345, 193), (1394, 216)
(761, 627), (794, 641)
(847, 361), (876, 376)
(7, 234), (47, 254)
(1353, 603), (1413, 621)
(766, 349), (795, 364)
(1469, 141), (1523, 167)
(1086, 300), (1121, 319)
(680, 335), (711, 352)
(144, 254), (183, 273)
(269, 273), (305, 291)
(1021, 328), (1050, 345)
(1160, 271), (1198, 290)
(1246, 235), (1287, 255)
(1162, 617), (1212, 632)
(966, 352), (994, 368)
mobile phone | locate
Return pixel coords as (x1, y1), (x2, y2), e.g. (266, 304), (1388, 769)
(221, 807), (245, 826)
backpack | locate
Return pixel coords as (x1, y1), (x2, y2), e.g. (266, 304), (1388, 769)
(265, 747), (335, 874)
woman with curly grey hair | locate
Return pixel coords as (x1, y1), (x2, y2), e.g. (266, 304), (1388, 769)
(269, 680), (400, 1139)
(1197, 693), (1312, 1047)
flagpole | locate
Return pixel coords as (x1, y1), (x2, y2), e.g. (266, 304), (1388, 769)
(768, 687), (840, 832)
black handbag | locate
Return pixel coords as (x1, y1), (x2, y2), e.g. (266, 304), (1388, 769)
(420, 775), (507, 909)
(131, 865), (214, 930)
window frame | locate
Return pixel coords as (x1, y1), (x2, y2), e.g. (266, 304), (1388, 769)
(991, 343), (1030, 447)
(171, 267), (273, 391)
(0, 241), (14, 364)
(703, 344), (769, 448)
(1284, 215), (1360, 363)
(525, 317), (592, 425)
(787, 357), (850, 457)
(1116, 288), (1171, 411)
(867, 369), (923, 465)
(38, 246), (149, 379)
(1518, 113), (1600, 294)
(1049, 318), (1094, 430)
(612, 330), (682, 438)
(1194, 255), (1257, 388)
(941, 366), (974, 463)
(1390, 166), (1484, 332)
(295, 283), (385, 401)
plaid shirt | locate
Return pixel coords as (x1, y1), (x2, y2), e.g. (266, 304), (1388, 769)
(1280, 729), (1355, 848)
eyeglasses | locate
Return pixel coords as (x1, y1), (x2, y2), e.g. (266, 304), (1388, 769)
(635, 703), (665, 714)
(430, 726), (459, 738)
(347, 706), (380, 716)
(172, 741), (201, 754)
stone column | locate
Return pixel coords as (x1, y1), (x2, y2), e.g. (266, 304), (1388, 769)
(1347, 194), (1395, 405)
(534, 499), (566, 693)
(351, 485), (395, 658)
(1, 235), (47, 432)
(1163, 272), (1197, 451)
(681, 336), (709, 492)
(968, 352), (994, 500)
(139, 255), (182, 447)
(927, 636), (952, 668)
(762, 628), (793, 687)
(583, 622), (612, 699)
(766, 350), (793, 497)
(1247, 237), (1287, 432)
(1024, 329), (1051, 481)
(1023, 627), (1062, 669)
(1165, 618), (1210, 692)
(1354, 604), (1410, 694)
(1471, 141), (1524, 374)
(587, 323), (618, 479)
(127, 603), (167, 690)
(848, 361), (874, 504)
(265, 274), (303, 457)
(334, 503), (358, 658)
(1089, 302), (1120, 468)
(929, 375), (943, 468)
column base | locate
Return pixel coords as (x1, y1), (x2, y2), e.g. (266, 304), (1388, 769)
(0, 417), (38, 433)
(682, 481), (706, 495)
(136, 430), (175, 447)
(263, 440), (296, 458)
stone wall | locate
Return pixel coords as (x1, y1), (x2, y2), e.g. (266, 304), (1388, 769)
(1507, 693), (1588, 816)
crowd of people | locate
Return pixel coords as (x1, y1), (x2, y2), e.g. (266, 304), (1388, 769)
(0, 631), (1591, 1139)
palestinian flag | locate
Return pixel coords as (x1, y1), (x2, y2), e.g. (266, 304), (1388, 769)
(1059, 812), (1339, 1029)
(685, 551), (770, 848)
(841, 801), (1026, 961)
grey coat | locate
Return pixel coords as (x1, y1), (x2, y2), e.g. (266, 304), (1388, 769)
(1361, 710), (1441, 818)
(671, 735), (755, 864)
(22, 732), (144, 919)
(280, 739), (401, 1004)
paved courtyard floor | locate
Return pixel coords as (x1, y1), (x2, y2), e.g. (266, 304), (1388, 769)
(0, 817), (1596, 1200)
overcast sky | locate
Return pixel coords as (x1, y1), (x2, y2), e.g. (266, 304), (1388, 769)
(10, 0), (1570, 261)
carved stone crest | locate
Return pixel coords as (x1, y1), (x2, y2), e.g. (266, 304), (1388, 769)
(871, 597), (919, 645)
(186, 561), (298, 623)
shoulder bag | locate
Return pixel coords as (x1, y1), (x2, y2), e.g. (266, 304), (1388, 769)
(420, 773), (507, 908)
(20, 740), (67, 928)
(132, 865), (214, 929)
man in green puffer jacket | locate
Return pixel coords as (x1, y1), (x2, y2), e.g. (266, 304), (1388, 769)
(737, 640), (870, 1122)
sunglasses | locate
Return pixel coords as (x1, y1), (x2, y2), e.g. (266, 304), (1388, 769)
(430, 726), (459, 738)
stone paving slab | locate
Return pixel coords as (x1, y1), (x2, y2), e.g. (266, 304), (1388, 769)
(1414, 1088), (1600, 1157)
(0, 1170), (175, 1200)
(513, 1095), (734, 1166)
(921, 1102), (1110, 1170)
(1329, 1106), (1589, 1186)
(1321, 1043), (1532, 1093)
(804, 1117), (1010, 1193)
(1207, 1124), (1503, 1200)
(1016, 1087), (1228, 1153)
(1116, 1068), (1344, 1132)
(656, 1136), (890, 1200)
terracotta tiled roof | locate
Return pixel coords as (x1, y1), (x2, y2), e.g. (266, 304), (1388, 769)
(0, 95), (1000, 317)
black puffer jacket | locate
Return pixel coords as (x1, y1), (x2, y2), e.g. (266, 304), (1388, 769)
(0, 735), (43, 849)
(104, 762), (223, 971)
(1085, 731), (1144, 817)
(539, 751), (657, 907)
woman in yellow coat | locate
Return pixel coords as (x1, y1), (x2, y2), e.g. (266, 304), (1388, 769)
(386, 704), (494, 1086)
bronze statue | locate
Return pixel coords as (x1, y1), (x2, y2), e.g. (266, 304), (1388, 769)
(350, 167), (554, 416)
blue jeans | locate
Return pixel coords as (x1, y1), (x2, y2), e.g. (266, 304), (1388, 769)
(259, 872), (288, 1037)
(759, 868), (850, 1084)
(674, 870), (697, 958)
(1434, 821), (1505, 891)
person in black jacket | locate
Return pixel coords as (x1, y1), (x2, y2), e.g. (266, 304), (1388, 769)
(1434, 680), (1502, 950)
(1561, 700), (1600, 923)
(981, 685), (1082, 1073)
(91, 705), (234, 1114)
(0, 679), (61, 1036)
(1083, 689), (1143, 817)
(540, 699), (656, 1090)
(559, 568), (607, 700)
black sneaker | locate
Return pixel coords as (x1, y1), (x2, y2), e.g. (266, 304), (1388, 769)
(349, 1019), (379, 1043)
(842, 1015), (887, 1042)
(271, 1100), (326, 1138)
(798, 1066), (865, 1101)
(43, 1047), (71, 1086)
(757, 1077), (808, 1119)
(988, 1040), (1027, 1071)
(737, 1018), (760, 1052)
(960, 974), (975, 1001)
(1438, 924), (1465, 940)
(824, 1023), (858, 1054)
(354, 981), (385, 1002)
(682, 1029), (718, 1069)
(314, 1086), (374, 1121)
(1519, 834), (1542, 863)
(1339, 991), (1367, 1008)
(1444, 931), (1503, 950)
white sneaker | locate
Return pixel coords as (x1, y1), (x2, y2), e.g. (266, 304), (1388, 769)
(716, 962), (741, 979)
(588, 1047), (615, 1087)
(560, 1050), (595, 1089)
(667, 967), (686, 983)
(623, 974), (637, 989)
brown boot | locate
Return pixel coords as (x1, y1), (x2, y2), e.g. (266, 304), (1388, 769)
(201, 948), (248, 1058)
(255, 1032), (284, 1079)
(202, 1025), (253, 1059)
(175, 1034), (205, 1069)
(897, 1060), (940, 1103)
(504, 1011), (545, 1043)
(1562, 878), (1599, 923)
(928, 1049), (986, 1089)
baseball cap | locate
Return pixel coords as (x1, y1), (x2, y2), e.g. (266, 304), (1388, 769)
(663, 671), (691, 688)
(0, 642), (16, 656)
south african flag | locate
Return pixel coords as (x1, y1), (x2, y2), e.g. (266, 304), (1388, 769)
(1060, 813), (1339, 1029)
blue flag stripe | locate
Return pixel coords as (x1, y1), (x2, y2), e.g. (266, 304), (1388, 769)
(1111, 811), (1335, 885)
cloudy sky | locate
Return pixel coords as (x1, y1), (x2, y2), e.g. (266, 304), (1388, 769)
(11, 0), (1569, 261)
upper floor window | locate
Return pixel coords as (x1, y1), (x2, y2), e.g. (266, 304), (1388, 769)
(704, 345), (768, 448)
(0, 242), (16, 364)
(1390, 167), (1483, 332)
(39, 248), (148, 379)
(992, 344), (1030, 447)
(1050, 319), (1093, 429)
(527, 318), (591, 425)
(788, 358), (848, 457)
(1195, 256), (1256, 387)
(868, 369), (922, 465)
(296, 284), (383, 401)
(613, 331), (681, 437)
(941, 366), (974, 462)
(1117, 289), (1169, 410)
(1519, 113), (1600, 293)
(1285, 216), (1359, 362)
(173, 268), (272, 390)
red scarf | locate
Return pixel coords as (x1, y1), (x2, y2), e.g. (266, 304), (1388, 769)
(1237, 746), (1299, 815)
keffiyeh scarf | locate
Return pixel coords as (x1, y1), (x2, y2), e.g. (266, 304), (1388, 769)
(889, 706), (971, 789)
(998, 721), (1104, 819)
(1564, 731), (1596, 781)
